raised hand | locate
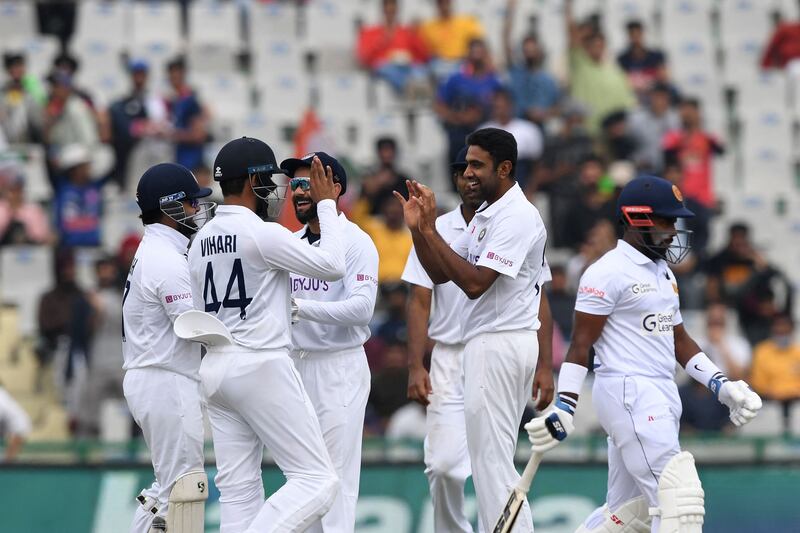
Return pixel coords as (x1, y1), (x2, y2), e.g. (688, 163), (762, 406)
(309, 156), (338, 203)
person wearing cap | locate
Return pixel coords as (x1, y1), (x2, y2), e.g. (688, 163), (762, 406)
(43, 69), (98, 156)
(51, 144), (106, 247)
(122, 163), (214, 532)
(400, 146), (484, 533)
(525, 175), (762, 533)
(280, 151), (378, 533)
(396, 128), (553, 532)
(187, 137), (346, 532)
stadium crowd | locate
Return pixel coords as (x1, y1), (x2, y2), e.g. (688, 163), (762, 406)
(0, 0), (799, 455)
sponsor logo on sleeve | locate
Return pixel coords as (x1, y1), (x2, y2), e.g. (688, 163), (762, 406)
(579, 286), (606, 298)
(356, 273), (378, 284)
(486, 251), (513, 267)
(165, 292), (192, 304)
(641, 312), (674, 335)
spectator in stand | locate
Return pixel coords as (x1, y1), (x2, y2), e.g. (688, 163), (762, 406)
(434, 38), (502, 176)
(662, 97), (724, 212)
(705, 222), (794, 345)
(0, 53), (44, 143)
(565, 218), (617, 291)
(480, 88), (543, 192)
(51, 53), (94, 110)
(502, 0), (561, 124)
(750, 314), (800, 404)
(419, 0), (485, 80)
(0, 171), (52, 246)
(616, 20), (667, 98)
(662, 161), (710, 259)
(355, 137), (411, 217)
(678, 380), (733, 434)
(356, 0), (430, 95)
(0, 385), (32, 461)
(597, 109), (638, 162)
(164, 57), (209, 172)
(43, 71), (98, 166)
(51, 144), (105, 247)
(565, 0), (635, 134)
(547, 264), (576, 341)
(534, 100), (593, 194)
(354, 195), (413, 283)
(105, 60), (169, 189)
(628, 82), (680, 173)
(761, 14), (800, 73)
(694, 302), (751, 382)
(366, 337), (410, 434)
(374, 282), (409, 350)
(78, 256), (124, 436)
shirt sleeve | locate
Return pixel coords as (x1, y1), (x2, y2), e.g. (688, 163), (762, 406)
(475, 213), (539, 279)
(295, 234), (379, 326)
(539, 257), (553, 285)
(574, 261), (619, 316)
(258, 200), (346, 281)
(401, 244), (434, 289)
(449, 228), (471, 259)
(154, 258), (195, 324)
(0, 388), (31, 437)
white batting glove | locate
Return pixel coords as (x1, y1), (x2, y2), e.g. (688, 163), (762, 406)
(290, 297), (300, 325)
(525, 398), (575, 453)
(718, 380), (763, 427)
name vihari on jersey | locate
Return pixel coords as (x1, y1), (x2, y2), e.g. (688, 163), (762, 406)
(200, 235), (237, 257)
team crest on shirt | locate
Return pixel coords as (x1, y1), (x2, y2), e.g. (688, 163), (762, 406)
(641, 312), (674, 335)
(478, 228), (486, 241)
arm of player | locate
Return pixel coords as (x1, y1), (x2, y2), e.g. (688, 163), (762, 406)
(393, 187), (450, 283)
(676, 323), (763, 427)
(525, 310), (608, 453)
(294, 236), (379, 326)
(156, 261), (196, 324)
(532, 289), (555, 410)
(406, 284), (433, 406)
(0, 388), (31, 461)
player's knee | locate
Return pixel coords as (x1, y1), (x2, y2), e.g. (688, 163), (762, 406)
(312, 472), (340, 514)
(217, 475), (263, 504)
(425, 453), (469, 484)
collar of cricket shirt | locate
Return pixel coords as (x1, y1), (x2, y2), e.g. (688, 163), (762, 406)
(474, 182), (523, 219)
(145, 222), (190, 253)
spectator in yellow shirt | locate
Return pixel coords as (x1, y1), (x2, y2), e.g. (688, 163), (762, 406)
(750, 314), (800, 402)
(353, 195), (412, 283)
(419, 0), (484, 80)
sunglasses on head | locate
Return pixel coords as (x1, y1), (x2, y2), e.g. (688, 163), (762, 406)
(290, 178), (311, 191)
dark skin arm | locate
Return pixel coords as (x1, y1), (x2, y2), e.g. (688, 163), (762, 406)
(407, 284), (433, 406)
(532, 290), (555, 409)
(561, 310), (609, 401)
(673, 323), (703, 369)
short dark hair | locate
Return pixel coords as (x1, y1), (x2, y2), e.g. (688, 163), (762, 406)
(167, 56), (186, 72)
(467, 128), (517, 179)
(53, 53), (79, 73)
(3, 52), (24, 71)
(493, 87), (515, 104)
(579, 153), (604, 167)
(729, 222), (750, 236)
(220, 176), (248, 197)
(626, 20), (644, 32)
(140, 209), (163, 225)
(375, 136), (397, 152)
(680, 96), (701, 110)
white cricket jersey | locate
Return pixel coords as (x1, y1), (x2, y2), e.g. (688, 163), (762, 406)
(187, 200), (346, 352)
(290, 213), (379, 352)
(450, 183), (549, 342)
(401, 206), (470, 345)
(575, 239), (684, 379)
(0, 386), (31, 437)
(122, 224), (200, 379)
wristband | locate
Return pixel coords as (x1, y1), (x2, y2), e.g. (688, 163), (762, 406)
(557, 362), (588, 396)
(685, 352), (729, 399)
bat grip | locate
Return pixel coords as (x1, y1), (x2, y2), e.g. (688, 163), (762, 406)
(517, 452), (543, 493)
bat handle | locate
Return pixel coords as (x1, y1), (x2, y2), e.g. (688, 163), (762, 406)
(517, 452), (543, 493)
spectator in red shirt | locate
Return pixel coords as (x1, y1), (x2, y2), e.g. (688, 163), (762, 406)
(662, 97), (724, 211)
(356, 0), (430, 95)
(761, 20), (800, 70)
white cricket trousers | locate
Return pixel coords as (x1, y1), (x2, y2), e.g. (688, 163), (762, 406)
(588, 375), (682, 533)
(123, 368), (205, 533)
(424, 342), (475, 533)
(291, 346), (371, 533)
(200, 348), (339, 533)
(464, 330), (538, 533)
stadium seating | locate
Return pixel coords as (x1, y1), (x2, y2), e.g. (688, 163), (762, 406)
(0, 246), (53, 336)
(0, 1), (38, 42)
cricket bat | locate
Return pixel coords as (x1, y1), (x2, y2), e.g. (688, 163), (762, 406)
(492, 452), (543, 533)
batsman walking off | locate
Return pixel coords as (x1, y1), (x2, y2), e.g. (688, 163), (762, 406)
(526, 175), (763, 533)
(188, 137), (344, 533)
(396, 128), (552, 532)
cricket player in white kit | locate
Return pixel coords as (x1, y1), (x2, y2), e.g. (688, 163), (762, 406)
(280, 151), (379, 532)
(123, 163), (215, 533)
(396, 128), (551, 533)
(526, 175), (763, 533)
(188, 137), (342, 533)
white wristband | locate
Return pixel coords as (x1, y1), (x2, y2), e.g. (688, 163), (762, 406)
(685, 352), (728, 397)
(557, 362), (589, 396)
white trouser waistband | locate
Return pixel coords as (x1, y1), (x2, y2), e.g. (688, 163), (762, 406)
(290, 345), (365, 360)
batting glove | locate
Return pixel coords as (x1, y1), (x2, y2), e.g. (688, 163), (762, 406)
(525, 396), (575, 454)
(718, 380), (763, 427)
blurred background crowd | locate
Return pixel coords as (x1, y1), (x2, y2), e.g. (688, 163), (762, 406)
(1, 0), (800, 459)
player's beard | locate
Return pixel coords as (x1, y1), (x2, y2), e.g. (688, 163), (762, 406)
(294, 199), (318, 224)
(176, 217), (197, 238)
